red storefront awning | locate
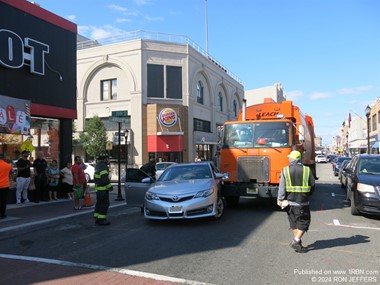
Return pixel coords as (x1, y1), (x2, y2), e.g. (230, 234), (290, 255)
(147, 135), (184, 152)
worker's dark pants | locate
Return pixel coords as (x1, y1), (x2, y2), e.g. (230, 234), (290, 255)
(94, 190), (110, 219)
(35, 173), (47, 201)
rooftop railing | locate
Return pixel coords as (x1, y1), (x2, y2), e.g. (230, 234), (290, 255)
(77, 30), (243, 84)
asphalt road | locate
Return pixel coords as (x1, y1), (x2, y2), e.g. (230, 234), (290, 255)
(0, 163), (379, 285)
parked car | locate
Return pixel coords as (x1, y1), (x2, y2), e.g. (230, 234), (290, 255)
(334, 157), (351, 176)
(345, 154), (380, 216)
(83, 162), (95, 182)
(155, 162), (176, 179)
(338, 159), (352, 189)
(315, 154), (328, 163)
(327, 154), (337, 163)
(124, 162), (226, 220)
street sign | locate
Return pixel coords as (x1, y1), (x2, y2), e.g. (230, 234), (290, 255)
(112, 110), (128, 117)
(109, 116), (130, 124)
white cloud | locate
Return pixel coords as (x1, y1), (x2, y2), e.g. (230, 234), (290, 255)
(78, 25), (90, 35)
(78, 25), (126, 40)
(349, 99), (357, 104)
(116, 18), (132, 23)
(337, 85), (373, 95)
(285, 90), (304, 100)
(144, 15), (164, 21)
(108, 4), (129, 13)
(134, 0), (149, 6)
(66, 15), (76, 22)
(310, 92), (332, 100)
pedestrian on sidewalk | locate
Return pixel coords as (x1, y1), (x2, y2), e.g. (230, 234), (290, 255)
(0, 153), (12, 219)
(60, 161), (74, 200)
(16, 150), (32, 204)
(32, 151), (48, 202)
(277, 150), (315, 253)
(93, 151), (113, 225)
(72, 156), (86, 210)
(47, 160), (60, 200)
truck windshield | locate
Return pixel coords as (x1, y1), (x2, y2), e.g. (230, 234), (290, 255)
(223, 122), (291, 149)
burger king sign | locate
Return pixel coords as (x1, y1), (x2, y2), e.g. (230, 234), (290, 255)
(159, 108), (177, 127)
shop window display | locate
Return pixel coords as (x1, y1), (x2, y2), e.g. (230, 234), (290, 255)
(0, 117), (60, 166)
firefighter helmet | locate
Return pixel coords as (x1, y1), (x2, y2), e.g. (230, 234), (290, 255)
(97, 150), (109, 160)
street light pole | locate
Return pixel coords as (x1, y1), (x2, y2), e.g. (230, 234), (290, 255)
(115, 122), (124, 201)
(125, 129), (129, 171)
(365, 105), (371, 154)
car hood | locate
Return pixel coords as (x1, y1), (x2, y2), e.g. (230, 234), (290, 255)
(148, 179), (214, 195)
(357, 173), (380, 186)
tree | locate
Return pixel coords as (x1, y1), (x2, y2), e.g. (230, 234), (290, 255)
(80, 115), (107, 159)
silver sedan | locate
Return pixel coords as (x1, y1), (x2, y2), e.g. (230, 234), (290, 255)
(145, 162), (225, 220)
(125, 162), (225, 220)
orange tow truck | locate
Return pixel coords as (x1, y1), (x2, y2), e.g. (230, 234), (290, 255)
(219, 98), (316, 206)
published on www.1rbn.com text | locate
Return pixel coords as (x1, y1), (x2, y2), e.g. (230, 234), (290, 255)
(294, 268), (378, 283)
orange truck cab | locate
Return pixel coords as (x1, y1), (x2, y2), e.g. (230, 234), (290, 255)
(219, 98), (316, 206)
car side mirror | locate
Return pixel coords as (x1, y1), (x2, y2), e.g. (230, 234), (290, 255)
(141, 177), (154, 183)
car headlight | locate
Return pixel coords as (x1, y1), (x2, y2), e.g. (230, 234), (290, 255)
(194, 188), (214, 198)
(146, 192), (159, 200)
(357, 183), (375, 193)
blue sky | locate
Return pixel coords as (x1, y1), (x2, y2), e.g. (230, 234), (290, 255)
(33, 0), (380, 146)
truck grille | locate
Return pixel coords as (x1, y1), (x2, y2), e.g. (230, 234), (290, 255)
(237, 156), (269, 183)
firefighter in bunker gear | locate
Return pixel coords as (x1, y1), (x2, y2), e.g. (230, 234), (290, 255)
(93, 151), (113, 225)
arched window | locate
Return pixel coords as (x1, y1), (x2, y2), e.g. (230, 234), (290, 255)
(217, 92), (223, 112)
(233, 100), (237, 117)
(197, 81), (204, 104)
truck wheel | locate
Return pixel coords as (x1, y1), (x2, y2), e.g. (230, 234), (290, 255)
(225, 196), (239, 207)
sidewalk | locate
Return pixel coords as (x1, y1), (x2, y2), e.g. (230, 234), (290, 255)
(0, 188), (195, 285)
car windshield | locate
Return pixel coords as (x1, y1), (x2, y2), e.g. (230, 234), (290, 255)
(223, 122), (291, 149)
(159, 165), (212, 181)
(337, 157), (351, 164)
(358, 159), (380, 175)
(156, 163), (173, 171)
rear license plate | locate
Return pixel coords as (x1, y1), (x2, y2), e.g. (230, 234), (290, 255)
(246, 188), (258, 194)
(169, 206), (183, 213)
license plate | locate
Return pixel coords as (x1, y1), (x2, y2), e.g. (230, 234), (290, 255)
(246, 188), (258, 194)
(169, 206), (183, 213)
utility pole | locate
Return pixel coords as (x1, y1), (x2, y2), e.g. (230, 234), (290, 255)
(205, 0), (208, 54)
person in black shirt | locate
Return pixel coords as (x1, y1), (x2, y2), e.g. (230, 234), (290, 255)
(16, 151), (32, 204)
(32, 151), (48, 202)
(140, 158), (156, 179)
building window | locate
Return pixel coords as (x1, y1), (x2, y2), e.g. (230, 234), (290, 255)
(194, 118), (211, 132)
(197, 81), (204, 104)
(148, 64), (164, 98)
(372, 115), (377, 132)
(101, 79), (117, 101)
(233, 100), (237, 117)
(217, 92), (223, 112)
(167, 66), (182, 99)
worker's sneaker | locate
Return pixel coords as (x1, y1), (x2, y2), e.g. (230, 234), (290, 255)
(290, 239), (308, 253)
(97, 219), (111, 226)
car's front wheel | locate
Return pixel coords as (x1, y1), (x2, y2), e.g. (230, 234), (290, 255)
(214, 196), (224, 219)
(350, 192), (360, 216)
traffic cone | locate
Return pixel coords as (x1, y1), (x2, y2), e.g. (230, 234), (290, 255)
(83, 186), (93, 207)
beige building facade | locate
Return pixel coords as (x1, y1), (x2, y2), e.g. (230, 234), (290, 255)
(75, 32), (244, 172)
(244, 83), (285, 106)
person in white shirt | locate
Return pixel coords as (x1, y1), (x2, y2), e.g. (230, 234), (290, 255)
(60, 161), (74, 200)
